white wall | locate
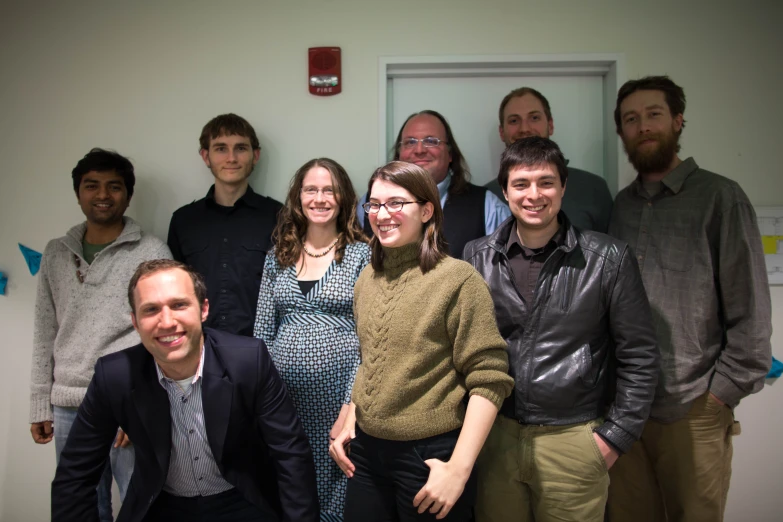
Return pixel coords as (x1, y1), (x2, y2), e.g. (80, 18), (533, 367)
(1, 1), (781, 520)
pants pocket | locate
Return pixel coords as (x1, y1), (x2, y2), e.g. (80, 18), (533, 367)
(585, 422), (608, 474)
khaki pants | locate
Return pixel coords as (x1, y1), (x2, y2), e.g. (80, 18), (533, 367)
(475, 415), (609, 522)
(608, 392), (738, 522)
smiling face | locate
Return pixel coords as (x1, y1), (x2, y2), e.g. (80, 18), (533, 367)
(397, 114), (452, 184)
(619, 89), (683, 175)
(76, 170), (130, 227)
(200, 133), (260, 187)
(300, 166), (339, 229)
(368, 179), (433, 248)
(499, 93), (554, 147)
(504, 163), (564, 236)
(131, 268), (208, 378)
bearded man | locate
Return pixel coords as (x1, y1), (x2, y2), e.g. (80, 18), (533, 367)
(607, 75), (772, 522)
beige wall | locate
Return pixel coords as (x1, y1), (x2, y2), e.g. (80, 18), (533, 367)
(1, 1), (781, 519)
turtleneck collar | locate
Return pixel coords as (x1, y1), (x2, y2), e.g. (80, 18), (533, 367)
(381, 241), (420, 272)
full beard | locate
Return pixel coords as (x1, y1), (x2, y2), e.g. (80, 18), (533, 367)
(624, 132), (680, 175)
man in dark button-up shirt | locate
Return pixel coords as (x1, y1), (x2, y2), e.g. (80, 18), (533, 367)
(167, 114), (283, 336)
(607, 76), (772, 522)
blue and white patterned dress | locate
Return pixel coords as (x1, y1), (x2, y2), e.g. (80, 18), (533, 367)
(254, 241), (370, 521)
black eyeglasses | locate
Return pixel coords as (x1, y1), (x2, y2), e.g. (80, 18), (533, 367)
(362, 200), (424, 214)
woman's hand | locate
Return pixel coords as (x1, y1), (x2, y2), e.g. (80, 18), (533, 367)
(413, 459), (470, 519)
(329, 427), (356, 478)
(330, 404), (350, 441)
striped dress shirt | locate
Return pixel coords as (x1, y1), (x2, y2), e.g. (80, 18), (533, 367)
(155, 349), (234, 497)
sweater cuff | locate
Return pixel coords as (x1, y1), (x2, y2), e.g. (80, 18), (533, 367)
(29, 398), (53, 424)
(710, 372), (744, 408)
(469, 384), (507, 411)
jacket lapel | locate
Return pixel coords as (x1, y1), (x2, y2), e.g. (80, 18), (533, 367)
(132, 354), (172, 475)
(201, 336), (233, 465)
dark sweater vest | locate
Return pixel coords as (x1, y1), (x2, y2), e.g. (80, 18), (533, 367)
(363, 182), (487, 259)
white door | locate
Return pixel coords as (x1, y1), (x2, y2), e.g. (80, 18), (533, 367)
(390, 75), (606, 187)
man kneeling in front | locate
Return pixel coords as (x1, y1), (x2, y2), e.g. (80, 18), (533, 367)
(52, 259), (318, 522)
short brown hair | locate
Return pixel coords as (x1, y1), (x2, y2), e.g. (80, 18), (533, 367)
(614, 75), (687, 134)
(367, 161), (448, 274)
(128, 259), (207, 313)
(199, 113), (260, 151)
(391, 110), (472, 196)
(498, 87), (552, 126)
(498, 136), (568, 190)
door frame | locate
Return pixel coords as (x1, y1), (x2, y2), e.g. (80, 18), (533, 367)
(378, 53), (627, 193)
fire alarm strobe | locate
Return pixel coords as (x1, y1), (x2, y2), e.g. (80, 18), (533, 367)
(309, 47), (341, 96)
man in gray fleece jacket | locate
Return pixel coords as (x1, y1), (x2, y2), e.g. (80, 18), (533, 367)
(29, 148), (171, 521)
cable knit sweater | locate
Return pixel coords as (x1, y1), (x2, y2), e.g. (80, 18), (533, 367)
(29, 217), (171, 423)
(352, 242), (513, 441)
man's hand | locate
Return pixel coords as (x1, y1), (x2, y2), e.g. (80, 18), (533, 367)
(31, 421), (53, 444)
(593, 433), (619, 470)
(413, 459), (469, 520)
(709, 392), (726, 407)
(114, 428), (132, 448)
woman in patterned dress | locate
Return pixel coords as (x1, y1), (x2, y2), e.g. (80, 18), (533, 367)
(254, 158), (369, 521)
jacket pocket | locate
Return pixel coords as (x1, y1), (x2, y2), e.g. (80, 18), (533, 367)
(577, 343), (598, 386)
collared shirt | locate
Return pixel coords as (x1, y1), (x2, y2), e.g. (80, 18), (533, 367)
(610, 157), (771, 422)
(505, 220), (564, 306)
(167, 185), (283, 336)
(356, 170), (511, 235)
(155, 349), (234, 497)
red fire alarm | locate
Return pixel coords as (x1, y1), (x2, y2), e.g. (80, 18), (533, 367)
(309, 47), (341, 96)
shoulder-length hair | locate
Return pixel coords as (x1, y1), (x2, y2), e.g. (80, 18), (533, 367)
(273, 158), (366, 268)
(367, 161), (448, 274)
(391, 110), (472, 196)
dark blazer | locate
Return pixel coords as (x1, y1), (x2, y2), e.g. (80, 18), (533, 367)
(51, 328), (318, 522)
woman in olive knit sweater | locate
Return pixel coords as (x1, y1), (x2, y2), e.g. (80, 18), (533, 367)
(330, 161), (514, 521)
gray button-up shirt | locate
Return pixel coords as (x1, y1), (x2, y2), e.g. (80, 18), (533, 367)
(609, 157), (772, 422)
(155, 350), (234, 497)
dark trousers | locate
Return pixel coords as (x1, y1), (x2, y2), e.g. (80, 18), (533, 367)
(144, 488), (279, 522)
(345, 427), (476, 522)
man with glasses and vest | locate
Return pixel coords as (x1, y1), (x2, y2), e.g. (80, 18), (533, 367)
(357, 110), (510, 259)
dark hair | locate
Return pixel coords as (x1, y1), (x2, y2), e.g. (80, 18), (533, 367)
(498, 87), (552, 126)
(199, 113), (260, 151)
(273, 158), (366, 269)
(614, 75), (687, 136)
(71, 148), (135, 199)
(498, 137), (569, 190)
(128, 259), (207, 313)
(367, 161), (448, 274)
(391, 110), (471, 195)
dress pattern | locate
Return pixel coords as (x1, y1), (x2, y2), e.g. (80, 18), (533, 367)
(254, 241), (370, 520)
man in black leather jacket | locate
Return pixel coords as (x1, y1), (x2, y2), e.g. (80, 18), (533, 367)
(464, 136), (659, 522)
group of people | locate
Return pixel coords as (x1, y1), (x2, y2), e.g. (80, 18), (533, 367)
(30, 75), (772, 522)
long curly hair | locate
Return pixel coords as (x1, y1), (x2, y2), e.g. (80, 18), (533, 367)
(273, 158), (366, 269)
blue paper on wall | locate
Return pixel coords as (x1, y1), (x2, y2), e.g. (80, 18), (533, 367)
(769, 356), (783, 379)
(0, 272), (7, 295)
(19, 243), (42, 275)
